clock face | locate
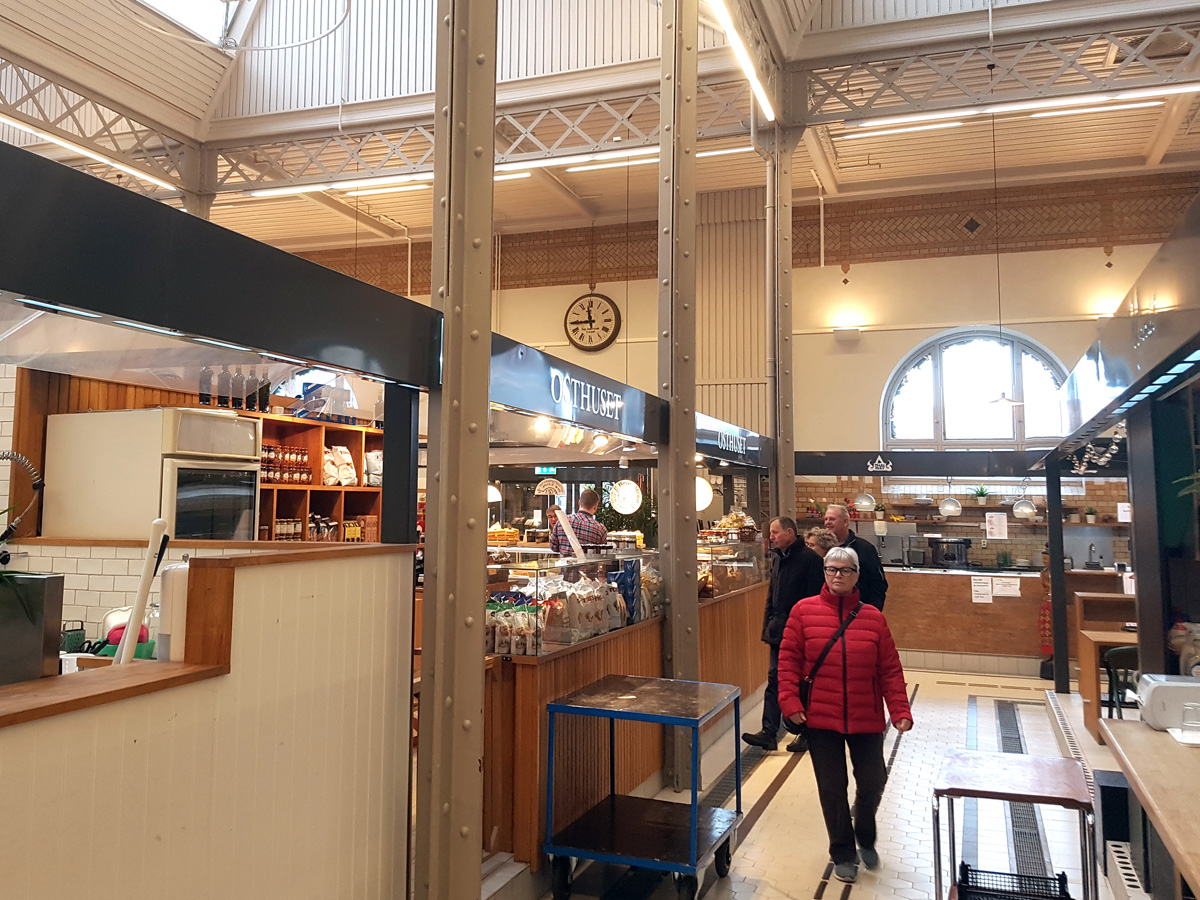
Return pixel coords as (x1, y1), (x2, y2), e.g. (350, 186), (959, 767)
(609, 479), (643, 515)
(564, 293), (621, 352)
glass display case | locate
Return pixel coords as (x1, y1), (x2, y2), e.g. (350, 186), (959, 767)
(697, 540), (767, 599)
(484, 549), (662, 657)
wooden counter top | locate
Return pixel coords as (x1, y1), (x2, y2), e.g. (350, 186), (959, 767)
(1100, 719), (1200, 892)
(12, 537), (414, 550)
(0, 543), (416, 730)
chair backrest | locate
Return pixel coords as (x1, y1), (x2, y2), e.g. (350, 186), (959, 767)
(1103, 645), (1139, 670)
(1103, 644), (1139, 719)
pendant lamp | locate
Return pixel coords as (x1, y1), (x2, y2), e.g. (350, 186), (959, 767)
(853, 492), (877, 512)
(939, 478), (962, 517)
(984, 111), (1023, 408)
(1012, 477), (1037, 518)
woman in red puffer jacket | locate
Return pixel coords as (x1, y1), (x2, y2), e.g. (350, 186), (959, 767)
(778, 545), (912, 884)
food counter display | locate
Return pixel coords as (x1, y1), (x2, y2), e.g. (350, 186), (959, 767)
(485, 549), (663, 657)
(698, 540), (766, 599)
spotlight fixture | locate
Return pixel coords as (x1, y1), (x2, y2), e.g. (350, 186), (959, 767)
(533, 416), (552, 434)
(592, 434), (609, 448)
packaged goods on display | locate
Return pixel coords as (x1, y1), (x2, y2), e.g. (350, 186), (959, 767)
(323, 445), (358, 486)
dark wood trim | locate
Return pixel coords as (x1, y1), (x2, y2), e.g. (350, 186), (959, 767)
(187, 543), (417, 569)
(698, 581), (766, 609)
(0, 663), (224, 730)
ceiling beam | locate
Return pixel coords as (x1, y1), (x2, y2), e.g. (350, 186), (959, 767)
(199, 0), (269, 139)
(801, 126), (839, 195)
(301, 193), (402, 240)
(1145, 95), (1196, 168)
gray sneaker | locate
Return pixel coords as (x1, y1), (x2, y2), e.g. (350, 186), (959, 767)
(833, 862), (859, 883)
(859, 847), (880, 869)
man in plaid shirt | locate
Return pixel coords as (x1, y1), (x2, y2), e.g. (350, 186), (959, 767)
(550, 488), (609, 555)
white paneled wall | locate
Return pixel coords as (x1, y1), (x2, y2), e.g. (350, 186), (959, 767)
(215, 0), (725, 120)
(0, 364), (15, 513)
(810, 0), (1050, 32)
(0, 552), (413, 900)
(697, 189), (768, 433)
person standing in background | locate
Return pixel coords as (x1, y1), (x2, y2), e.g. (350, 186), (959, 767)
(742, 516), (825, 753)
(824, 504), (888, 610)
(550, 490), (607, 555)
(805, 527), (838, 558)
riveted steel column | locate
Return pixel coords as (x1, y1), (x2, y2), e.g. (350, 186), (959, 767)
(657, 0), (700, 792)
(179, 146), (216, 219)
(767, 127), (801, 520)
(415, 0), (497, 897)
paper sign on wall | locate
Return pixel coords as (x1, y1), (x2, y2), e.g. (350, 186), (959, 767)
(1117, 502), (1132, 523)
(874, 520), (888, 536)
(985, 513), (1009, 540)
(971, 576), (993, 603)
(992, 577), (1023, 597)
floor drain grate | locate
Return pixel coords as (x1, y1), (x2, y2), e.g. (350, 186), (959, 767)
(702, 745), (768, 809)
(996, 701), (1052, 877)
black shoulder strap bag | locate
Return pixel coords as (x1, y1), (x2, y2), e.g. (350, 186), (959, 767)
(785, 600), (865, 734)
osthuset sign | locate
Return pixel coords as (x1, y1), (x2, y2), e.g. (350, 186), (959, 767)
(550, 367), (623, 423)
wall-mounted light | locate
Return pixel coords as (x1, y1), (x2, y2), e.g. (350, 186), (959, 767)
(833, 327), (861, 343)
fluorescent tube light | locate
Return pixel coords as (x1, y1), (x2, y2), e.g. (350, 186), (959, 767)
(495, 146), (659, 174)
(1116, 83), (1200, 101)
(565, 157), (661, 173)
(1152, 375), (1174, 385)
(261, 352), (309, 366)
(1186, 349), (1200, 362)
(984, 95), (1113, 115)
(856, 109), (981, 129)
(248, 170), (435, 198)
(696, 146), (755, 158)
(195, 337), (254, 352)
(1168, 363), (1192, 374)
(1142, 384), (1163, 393)
(114, 320), (183, 336)
(15, 298), (102, 318)
(343, 184), (433, 198)
(836, 122), (964, 141)
(1030, 101), (1163, 119)
(0, 112), (179, 191)
(493, 172), (533, 182)
(707, 0), (776, 121)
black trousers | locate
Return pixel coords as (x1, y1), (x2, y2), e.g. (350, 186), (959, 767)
(806, 729), (888, 864)
(761, 644), (781, 735)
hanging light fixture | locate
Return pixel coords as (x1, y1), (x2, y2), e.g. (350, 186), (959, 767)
(853, 492), (877, 512)
(939, 477), (963, 516)
(1012, 477), (1037, 518)
(982, 53), (1023, 409)
(487, 484), (502, 503)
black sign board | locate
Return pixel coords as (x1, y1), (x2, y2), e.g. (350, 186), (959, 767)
(695, 412), (772, 468)
(489, 335), (668, 444)
(795, 450), (1053, 478)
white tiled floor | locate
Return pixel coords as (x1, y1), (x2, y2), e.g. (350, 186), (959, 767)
(541, 669), (1117, 900)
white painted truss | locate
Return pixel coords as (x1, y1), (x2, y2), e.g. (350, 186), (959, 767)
(798, 20), (1200, 125)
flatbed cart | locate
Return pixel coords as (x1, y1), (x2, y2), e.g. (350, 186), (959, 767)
(544, 675), (744, 900)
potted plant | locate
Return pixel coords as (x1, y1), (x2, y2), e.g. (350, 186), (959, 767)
(874, 502), (886, 520)
(1085, 506), (1098, 524)
(995, 550), (1013, 568)
(973, 486), (990, 506)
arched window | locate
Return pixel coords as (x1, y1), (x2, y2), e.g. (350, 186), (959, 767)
(882, 327), (1069, 451)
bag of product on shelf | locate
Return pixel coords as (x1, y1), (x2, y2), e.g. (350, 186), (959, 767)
(603, 583), (626, 631)
(494, 608), (514, 655)
(364, 449), (383, 486)
(330, 445), (358, 486)
(322, 448), (339, 485)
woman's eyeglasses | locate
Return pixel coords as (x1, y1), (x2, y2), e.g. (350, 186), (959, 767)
(824, 566), (858, 577)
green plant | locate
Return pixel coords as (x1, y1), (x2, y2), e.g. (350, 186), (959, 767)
(596, 493), (658, 547)
(874, 502), (886, 512)
(1177, 473), (1200, 497)
(1084, 506), (1097, 516)
(995, 550), (1013, 567)
(972, 485), (990, 497)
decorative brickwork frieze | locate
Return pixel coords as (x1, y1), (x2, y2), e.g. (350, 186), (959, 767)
(298, 173), (1200, 295)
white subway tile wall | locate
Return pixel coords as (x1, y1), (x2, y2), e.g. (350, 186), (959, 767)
(8, 543), (234, 638)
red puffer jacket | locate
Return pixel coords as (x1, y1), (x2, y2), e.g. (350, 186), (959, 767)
(778, 585), (911, 734)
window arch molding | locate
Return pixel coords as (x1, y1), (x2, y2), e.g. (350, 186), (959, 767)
(880, 326), (1069, 451)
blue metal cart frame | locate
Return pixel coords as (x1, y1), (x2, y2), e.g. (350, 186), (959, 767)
(543, 675), (744, 900)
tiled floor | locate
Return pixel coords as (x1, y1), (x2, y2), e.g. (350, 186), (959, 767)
(540, 669), (1118, 900)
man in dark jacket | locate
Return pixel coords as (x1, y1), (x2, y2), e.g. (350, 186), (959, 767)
(825, 504), (888, 610)
(742, 516), (825, 752)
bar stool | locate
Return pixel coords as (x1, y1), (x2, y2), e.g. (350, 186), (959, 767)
(1102, 645), (1138, 719)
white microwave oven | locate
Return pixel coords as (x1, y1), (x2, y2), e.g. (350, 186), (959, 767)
(42, 408), (262, 541)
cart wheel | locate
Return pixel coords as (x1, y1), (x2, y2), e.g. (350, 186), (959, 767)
(551, 856), (572, 900)
(715, 838), (732, 878)
(675, 873), (699, 900)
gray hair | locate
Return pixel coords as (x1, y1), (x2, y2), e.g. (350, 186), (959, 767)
(825, 503), (849, 522)
(824, 546), (859, 570)
(804, 527), (838, 552)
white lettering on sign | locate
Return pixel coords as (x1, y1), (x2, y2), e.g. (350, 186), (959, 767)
(717, 430), (748, 456)
(549, 368), (623, 422)
(867, 454), (893, 473)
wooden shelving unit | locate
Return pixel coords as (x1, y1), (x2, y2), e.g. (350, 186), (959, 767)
(247, 411), (383, 541)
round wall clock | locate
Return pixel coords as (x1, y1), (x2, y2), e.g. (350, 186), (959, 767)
(564, 293), (621, 352)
